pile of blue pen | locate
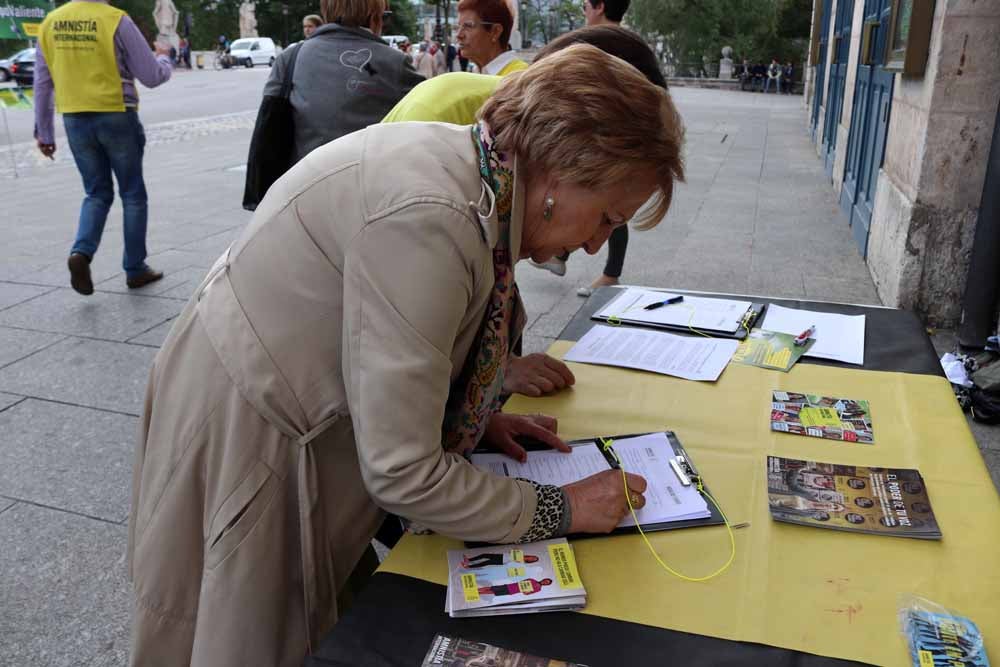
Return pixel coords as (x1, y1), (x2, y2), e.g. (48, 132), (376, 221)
(901, 605), (989, 666)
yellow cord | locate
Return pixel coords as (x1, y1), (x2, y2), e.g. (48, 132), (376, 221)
(599, 437), (736, 582)
(608, 298), (754, 340)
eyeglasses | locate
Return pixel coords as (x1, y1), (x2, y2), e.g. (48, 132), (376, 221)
(457, 20), (497, 31)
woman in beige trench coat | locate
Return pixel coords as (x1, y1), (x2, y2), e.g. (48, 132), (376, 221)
(128, 44), (685, 666)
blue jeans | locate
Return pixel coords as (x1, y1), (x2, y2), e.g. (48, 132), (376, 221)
(63, 111), (149, 277)
(764, 77), (781, 93)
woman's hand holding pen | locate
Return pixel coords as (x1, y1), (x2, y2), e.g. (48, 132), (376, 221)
(563, 471), (648, 533)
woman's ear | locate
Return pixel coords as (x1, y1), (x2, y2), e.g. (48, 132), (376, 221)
(491, 23), (503, 44)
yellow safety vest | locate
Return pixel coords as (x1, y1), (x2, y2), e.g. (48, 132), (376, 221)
(38, 1), (127, 113)
(382, 72), (501, 125)
(497, 58), (528, 76)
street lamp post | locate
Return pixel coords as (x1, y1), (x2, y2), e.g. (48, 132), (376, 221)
(520, 0), (527, 47)
(282, 4), (289, 47)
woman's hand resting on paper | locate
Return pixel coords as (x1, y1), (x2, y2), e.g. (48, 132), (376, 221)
(503, 353), (575, 397)
(562, 470), (648, 533)
(481, 412), (571, 463)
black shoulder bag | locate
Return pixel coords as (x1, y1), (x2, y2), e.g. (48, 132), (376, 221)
(242, 42), (304, 211)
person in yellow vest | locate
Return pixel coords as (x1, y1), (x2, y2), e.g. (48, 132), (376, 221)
(34, 0), (173, 295)
(382, 25), (669, 400)
(456, 0), (527, 76)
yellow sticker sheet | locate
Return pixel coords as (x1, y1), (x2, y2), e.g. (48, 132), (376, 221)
(379, 341), (1000, 667)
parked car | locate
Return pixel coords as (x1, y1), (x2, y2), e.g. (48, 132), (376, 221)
(382, 35), (409, 50)
(0, 47), (33, 82)
(10, 48), (35, 86)
(227, 37), (276, 68)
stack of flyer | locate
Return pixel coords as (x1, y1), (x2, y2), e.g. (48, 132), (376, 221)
(446, 538), (587, 618)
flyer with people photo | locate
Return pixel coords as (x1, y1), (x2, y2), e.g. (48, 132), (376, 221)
(445, 538), (587, 617)
(766, 456), (941, 539)
(770, 391), (874, 443)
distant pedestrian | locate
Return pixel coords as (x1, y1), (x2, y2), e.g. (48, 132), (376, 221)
(764, 57), (781, 93)
(533, 0), (633, 295)
(459, 52), (469, 71)
(302, 14), (323, 39)
(456, 0), (527, 76)
(446, 41), (457, 71)
(414, 43), (435, 78)
(782, 61), (794, 93)
(433, 41), (447, 75)
(582, 0), (629, 25)
(261, 0), (424, 163)
(34, 0), (173, 295)
(178, 37), (192, 68)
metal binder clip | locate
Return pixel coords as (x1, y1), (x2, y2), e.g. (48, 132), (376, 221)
(669, 456), (692, 486)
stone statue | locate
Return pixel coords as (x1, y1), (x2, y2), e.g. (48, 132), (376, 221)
(152, 0), (179, 48)
(719, 45), (734, 80)
(239, 1), (258, 39)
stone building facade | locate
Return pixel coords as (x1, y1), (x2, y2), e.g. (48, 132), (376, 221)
(805, 0), (1000, 327)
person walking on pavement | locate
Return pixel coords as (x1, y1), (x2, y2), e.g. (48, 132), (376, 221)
(34, 0), (172, 295)
(532, 0), (638, 298)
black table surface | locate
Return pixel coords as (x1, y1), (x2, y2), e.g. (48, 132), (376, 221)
(307, 290), (941, 666)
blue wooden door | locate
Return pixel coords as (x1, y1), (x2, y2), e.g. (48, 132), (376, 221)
(840, 0), (894, 256)
(822, 0), (855, 174)
(810, 0), (834, 139)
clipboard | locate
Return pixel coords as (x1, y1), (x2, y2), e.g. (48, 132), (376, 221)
(591, 290), (767, 340)
(475, 431), (725, 542)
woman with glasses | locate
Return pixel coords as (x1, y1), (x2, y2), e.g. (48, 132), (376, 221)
(128, 44), (683, 667)
(456, 0), (527, 75)
(259, 0), (423, 164)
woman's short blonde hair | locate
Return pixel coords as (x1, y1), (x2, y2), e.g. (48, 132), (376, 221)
(321, 0), (384, 27)
(303, 14), (323, 27)
(479, 43), (685, 229)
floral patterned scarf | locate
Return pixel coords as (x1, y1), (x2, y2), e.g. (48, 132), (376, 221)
(441, 122), (527, 453)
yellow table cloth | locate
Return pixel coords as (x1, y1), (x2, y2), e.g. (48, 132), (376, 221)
(380, 340), (1000, 667)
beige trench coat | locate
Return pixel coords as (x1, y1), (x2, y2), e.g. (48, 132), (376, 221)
(127, 123), (540, 666)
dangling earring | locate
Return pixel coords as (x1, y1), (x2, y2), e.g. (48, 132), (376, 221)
(543, 195), (555, 221)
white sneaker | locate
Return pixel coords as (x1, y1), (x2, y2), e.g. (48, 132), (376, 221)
(576, 287), (593, 297)
(529, 258), (567, 277)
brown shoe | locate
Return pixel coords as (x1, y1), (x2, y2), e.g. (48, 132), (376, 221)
(126, 268), (164, 289)
(67, 253), (94, 295)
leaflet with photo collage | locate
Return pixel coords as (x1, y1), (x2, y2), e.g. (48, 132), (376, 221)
(770, 391), (873, 443)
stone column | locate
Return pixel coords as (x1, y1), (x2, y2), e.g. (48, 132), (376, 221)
(866, 0), (1000, 325)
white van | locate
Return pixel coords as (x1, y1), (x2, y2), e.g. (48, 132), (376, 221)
(229, 37), (277, 68)
(382, 35), (409, 50)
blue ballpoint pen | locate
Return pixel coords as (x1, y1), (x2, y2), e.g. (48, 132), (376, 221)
(644, 295), (684, 310)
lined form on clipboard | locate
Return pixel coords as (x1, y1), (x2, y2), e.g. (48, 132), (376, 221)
(595, 287), (754, 334)
(471, 433), (712, 528)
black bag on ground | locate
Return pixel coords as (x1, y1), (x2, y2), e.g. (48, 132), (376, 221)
(242, 43), (303, 211)
(971, 385), (1000, 424)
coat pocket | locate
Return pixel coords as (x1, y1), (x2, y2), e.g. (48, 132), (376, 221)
(205, 460), (279, 570)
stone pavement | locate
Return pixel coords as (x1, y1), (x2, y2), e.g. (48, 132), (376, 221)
(0, 87), (995, 666)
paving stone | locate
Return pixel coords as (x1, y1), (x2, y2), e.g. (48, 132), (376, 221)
(126, 317), (178, 348)
(0, 504), (130, 667)
(0, 282), (55, 311)
(0, 392), (25, 413)
(0, 326), (65, 369)
(0, 288), (182, 342)
(0, 337), (156, 415)
(0, 499), (14, 514)
(0, 399), (138, 522)
(521, 333), (558, 355)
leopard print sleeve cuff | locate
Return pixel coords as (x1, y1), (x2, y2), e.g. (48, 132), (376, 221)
(516, 480), (567, 544)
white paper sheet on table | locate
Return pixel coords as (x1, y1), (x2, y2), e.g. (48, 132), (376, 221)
(760, 304), (866, 366)
(562, 324), (738, 381)
(471, 433), (710, 527)
(595, 286), (753, 333)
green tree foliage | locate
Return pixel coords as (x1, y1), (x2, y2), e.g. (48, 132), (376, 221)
(627, 0), (811, 75)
